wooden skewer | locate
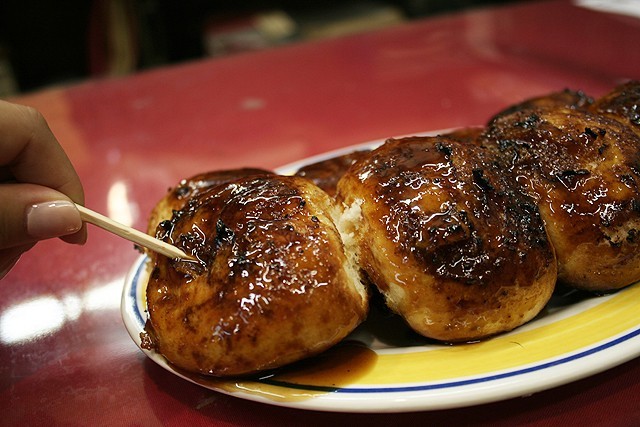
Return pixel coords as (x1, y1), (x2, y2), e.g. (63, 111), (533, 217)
(75, 204), (195, 260)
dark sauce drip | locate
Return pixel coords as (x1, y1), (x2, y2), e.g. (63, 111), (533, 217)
(169, 341), (377, 401)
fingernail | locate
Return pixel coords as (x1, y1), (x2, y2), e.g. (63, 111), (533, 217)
(26, 201), (82, 239)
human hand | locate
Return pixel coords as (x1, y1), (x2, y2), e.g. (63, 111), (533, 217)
(0, 100), (87, 279)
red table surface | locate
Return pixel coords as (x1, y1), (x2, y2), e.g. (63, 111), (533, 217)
(2, 0), (640, 425)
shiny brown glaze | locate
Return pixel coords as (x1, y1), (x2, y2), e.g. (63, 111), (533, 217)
(336, 135), (557, 342)
(294, 150), (370, 196)
(146, 175), (367, 376)
(147, 168), (272, 236)
(494, 88), (593, 116)
(590, 80), (640, 137)
(482, 82), (640, 290)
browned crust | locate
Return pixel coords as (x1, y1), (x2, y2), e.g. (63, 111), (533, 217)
(146, 175), (367, 376)
(336, 135), (557, 341)
(482, 81), (640, 290)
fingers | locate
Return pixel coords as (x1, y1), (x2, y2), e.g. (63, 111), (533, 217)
(0, 100), (85, 204)
(0, 100), (87, 257)
(0, 183), (85, 250)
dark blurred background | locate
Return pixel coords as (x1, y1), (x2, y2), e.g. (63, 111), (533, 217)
(0, 0), (522, 95)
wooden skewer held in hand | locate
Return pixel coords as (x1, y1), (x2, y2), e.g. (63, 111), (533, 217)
(75, 204), (194, 260)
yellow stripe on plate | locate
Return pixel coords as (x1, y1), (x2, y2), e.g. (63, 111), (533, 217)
(359, 282), (640, 384)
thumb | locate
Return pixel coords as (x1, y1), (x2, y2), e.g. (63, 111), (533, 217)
(0, 183), (86, 250)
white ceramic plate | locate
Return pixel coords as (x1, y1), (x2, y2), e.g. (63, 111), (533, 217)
(122, 138), (640, 413)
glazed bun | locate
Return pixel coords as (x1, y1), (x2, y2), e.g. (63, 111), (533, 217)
(145, 174), (368, 376)
(484, 82), (640, 291)
(147, 168), (272, 236)
(336, 135), (557, 342)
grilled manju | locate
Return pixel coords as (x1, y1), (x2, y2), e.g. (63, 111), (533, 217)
(336, 135), (557, 342)
(145, 174), (367, 376)
(142, 81), (640, 373)
(482, 81), (640, 290)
